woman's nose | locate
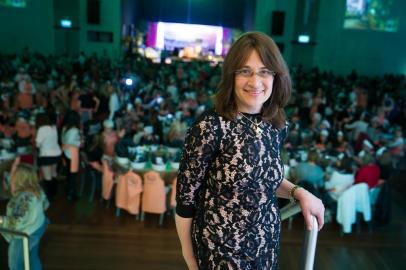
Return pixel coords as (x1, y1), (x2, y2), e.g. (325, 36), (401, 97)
(247, 74), (263, 88)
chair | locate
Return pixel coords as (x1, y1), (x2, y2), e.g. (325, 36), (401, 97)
(115, 171), (143, 218)
(369, 186), (382, 206)
(79, 152), (100, 202)
(336, 183), (371, 234)
(141, 171), (167, 226)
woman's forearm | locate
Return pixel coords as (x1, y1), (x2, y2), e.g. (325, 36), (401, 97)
(276, 178), (309, 201)
(275, 178), (296, 199)
(175, 214), (198, 270)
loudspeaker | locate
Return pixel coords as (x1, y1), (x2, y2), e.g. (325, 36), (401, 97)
(87, 0), (100, 24)
(271, 11), (285, 36)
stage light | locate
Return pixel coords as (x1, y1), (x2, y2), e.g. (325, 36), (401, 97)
(125, 78), (133, 86)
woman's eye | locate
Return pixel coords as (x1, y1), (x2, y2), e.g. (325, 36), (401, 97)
(240, 69), (252, 76)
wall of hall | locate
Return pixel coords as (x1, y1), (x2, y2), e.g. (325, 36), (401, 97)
(255, 0), (406, 76)
(0, 0), (122, 58)
(254, 0), (297, 65)
(313, 0), (406, 75)
(78, 0), (121, 59)
(0, 0), (54, 54)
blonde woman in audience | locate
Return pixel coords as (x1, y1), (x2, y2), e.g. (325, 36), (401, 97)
(0, 163), (49, 270)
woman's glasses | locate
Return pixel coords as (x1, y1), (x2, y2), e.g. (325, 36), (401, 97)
(235, 67), (276, 79)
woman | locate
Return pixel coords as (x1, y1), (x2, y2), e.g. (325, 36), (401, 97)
(35, 112), (62, 201)
(61, 110), (82, 201)
(0, 163), (49, 270)
(175, 32), (324, 270)
(324, 156), (354, 211)
(294, 149), (325, 192)
(354, 153), (381, 189)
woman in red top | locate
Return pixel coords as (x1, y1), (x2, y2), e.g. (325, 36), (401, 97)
(354, 154), (381, 189)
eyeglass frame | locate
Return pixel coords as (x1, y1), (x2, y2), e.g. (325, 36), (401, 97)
(234, 67), (277, 79)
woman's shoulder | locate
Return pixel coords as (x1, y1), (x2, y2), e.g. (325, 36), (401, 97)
(38, 125), (57, 133)
(9, 191), (37, 206)
(65, 127), (80, 135)
(192, 108), (222, 126)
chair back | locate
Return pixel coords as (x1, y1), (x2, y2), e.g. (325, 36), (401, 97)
(102, 159), (114, 200)
(336, 183), (371, 233)
(116, 171), (143, 214)
(142, 171), (166, 214)
(369, 186), (381, 206)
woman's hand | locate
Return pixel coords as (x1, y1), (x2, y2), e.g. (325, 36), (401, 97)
(295, 188), (325, 231)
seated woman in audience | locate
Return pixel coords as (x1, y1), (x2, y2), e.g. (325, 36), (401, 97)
(293, 149), (325, 193)
(332, 131), (349, 154)
(13, 114), (33, 149)
(0, 162), (49, 270)
(324, 156), (354, 203)
(354, 153), (382, 189)
(115, 118), (137, 159)
(166, 114), (188, 148)
(354, 139), (375, 165)
(138, 125), (160, 146)
(315, 129), (331, 152)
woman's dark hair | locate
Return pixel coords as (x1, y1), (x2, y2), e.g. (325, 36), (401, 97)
(338, 157), (353, 173)
(214, 32), (291, 129)
(307, 150), (319, 163)
(62, 110), (81, 130)
(35, 113), (51, 128)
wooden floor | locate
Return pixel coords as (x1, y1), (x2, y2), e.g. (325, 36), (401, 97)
(1, 171), (406, 270)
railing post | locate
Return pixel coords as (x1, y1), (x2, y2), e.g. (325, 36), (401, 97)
(280, 203), (319, 270)
(300, 216), (319, 270)
(0, 228), (30, 270)
(23, 237), (30, 270)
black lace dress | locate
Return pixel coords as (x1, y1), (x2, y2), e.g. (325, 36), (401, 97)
(176, 109), (288, 270)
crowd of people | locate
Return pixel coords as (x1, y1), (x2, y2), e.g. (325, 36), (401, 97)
(0, 47), (404, 203)
(0, 43), (405, 268)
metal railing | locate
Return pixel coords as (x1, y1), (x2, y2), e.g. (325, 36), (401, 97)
(0, 227), (30, 270)
(280, 202), (319, 270)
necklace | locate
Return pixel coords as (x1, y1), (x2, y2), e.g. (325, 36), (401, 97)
(239, 113), (263, 136)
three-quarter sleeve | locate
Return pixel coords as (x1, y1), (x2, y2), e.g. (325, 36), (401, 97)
(176, 112), (221, 218)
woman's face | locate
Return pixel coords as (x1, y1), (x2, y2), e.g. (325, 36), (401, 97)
(234, 50), (274, 113)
